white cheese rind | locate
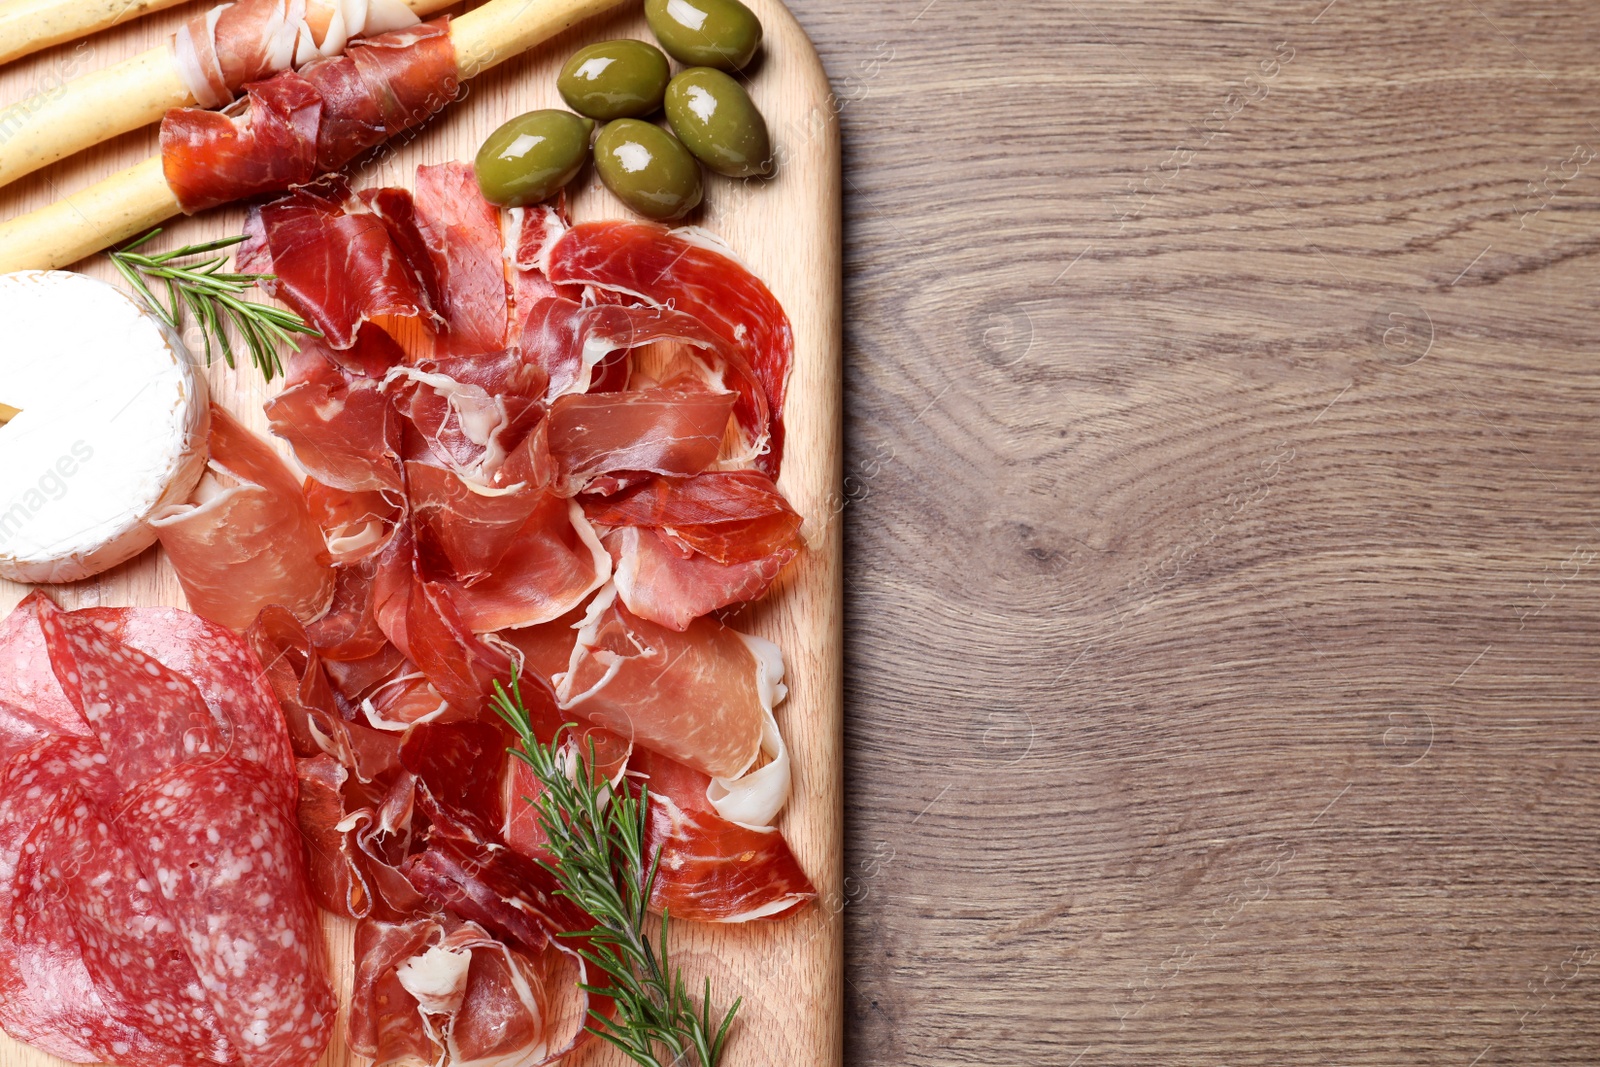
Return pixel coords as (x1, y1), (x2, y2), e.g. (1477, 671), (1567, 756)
(0, 271), (209, 584)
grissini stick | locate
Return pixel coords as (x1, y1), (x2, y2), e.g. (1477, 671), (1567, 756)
(0, 0), (454, 190)
(0, 0), (628, 273)
(0, 0), (187, 66)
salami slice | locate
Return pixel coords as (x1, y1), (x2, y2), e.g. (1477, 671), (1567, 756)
(0, 698), (56, 765)
(38, 784), (236, 1066)
(37, 601), (224, 793)
(0, 592), (87, 738)
(0, 737), (120, 1061)
(72, 606), (298, 810)
(10, 792), (150, 1065)
(117, 757), (336, 1067)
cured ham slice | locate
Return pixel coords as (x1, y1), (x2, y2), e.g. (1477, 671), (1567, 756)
(246, 607), (401, 781)
(548, 221), (795, 476)
(587, 471), (803, 628)
(556, 585), (786, 784)
(298, 754), (376, 918)
(267, 370), (401, 492)
(630, 747), (815, 923)
(588, 470), (804, 563)
(247, 181), (437, 350)
(307, 483), (405, 565)
(411, 163), (511, 356)
(163, 20), (458, 213)
(606, 525), (792, 631)
(416, 478), (610, 633)
(152, 406), (335, 630)
(373, 532), (513, 715)
(306, 558), (390, 659)
(516, 297), (744, 402)
(386, 368), (522, 485)
(545, 379), (736, 494)
(502, 725), (630, 862)
(174, 0), (422, 108)
(349, 918), (588, 1067)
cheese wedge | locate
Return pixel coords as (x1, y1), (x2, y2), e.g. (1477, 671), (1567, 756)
(0, 271), (209, 584)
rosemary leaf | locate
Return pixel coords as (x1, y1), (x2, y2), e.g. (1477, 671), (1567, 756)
(108, 227), (319, 382)
(491, 673), (741, 1067)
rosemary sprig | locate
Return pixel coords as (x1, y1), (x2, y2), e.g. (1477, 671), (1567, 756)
(491, 673), (741, 1067)
(108, 228), (320, 382)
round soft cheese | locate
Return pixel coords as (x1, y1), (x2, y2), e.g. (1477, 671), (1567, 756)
(0, 271), (209, 584)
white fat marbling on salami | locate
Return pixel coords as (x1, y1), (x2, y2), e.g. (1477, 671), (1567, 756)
(72, 606), (299, 811)
(37, 784), (236, 1064)
(36, 601), (224, 793)
(117, 757), (336, 1067)
(11, 790), (207, 1067)
(0, 737), (119, 1059)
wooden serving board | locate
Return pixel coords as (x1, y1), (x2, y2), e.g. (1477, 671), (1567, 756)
(0, 1), (843, 1065)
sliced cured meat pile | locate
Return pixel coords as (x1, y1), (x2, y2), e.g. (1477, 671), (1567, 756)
(145, 164), (816, 1066)
(0, 591), (332, 1067)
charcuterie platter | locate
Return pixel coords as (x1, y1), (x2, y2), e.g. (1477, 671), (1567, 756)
(0, 0), (841, 1064)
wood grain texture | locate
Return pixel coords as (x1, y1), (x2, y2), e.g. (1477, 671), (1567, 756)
(775, 0), (1600, 1064)
(0, 1), (841, 1065)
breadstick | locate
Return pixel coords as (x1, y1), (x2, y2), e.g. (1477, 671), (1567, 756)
(0, 0), (627, 273)
(0, 0), (186, 67)
(0, 0), (455, 190)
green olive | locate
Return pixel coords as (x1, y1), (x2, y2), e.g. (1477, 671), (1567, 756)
(475, 109), (595, 207)
(644, 0), (763, 71)
(593, 119), (704, 221)
(557, 40), (671, 121)
(663, 67), (772, 178)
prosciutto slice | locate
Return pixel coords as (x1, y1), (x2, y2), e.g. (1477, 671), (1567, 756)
(630, 746), (815, 923)
(163, 20), (458, 213)
(173, 0), (422, 108)
(410, 463), (609, 631)
(587, 471), (804, 628)
(152, 406), (335, 630)
(544, 379), (737, 495)
(349, 918), (589, 1067)
(548, 221), (795, 476)
(605, 525), (793, 631)
(410, 162), (512, 357)
(556, 585), (787, 786)
(247, 181), (438, 350)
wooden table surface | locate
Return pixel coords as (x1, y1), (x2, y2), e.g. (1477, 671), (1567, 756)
(791, 0), (1600, 1063)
